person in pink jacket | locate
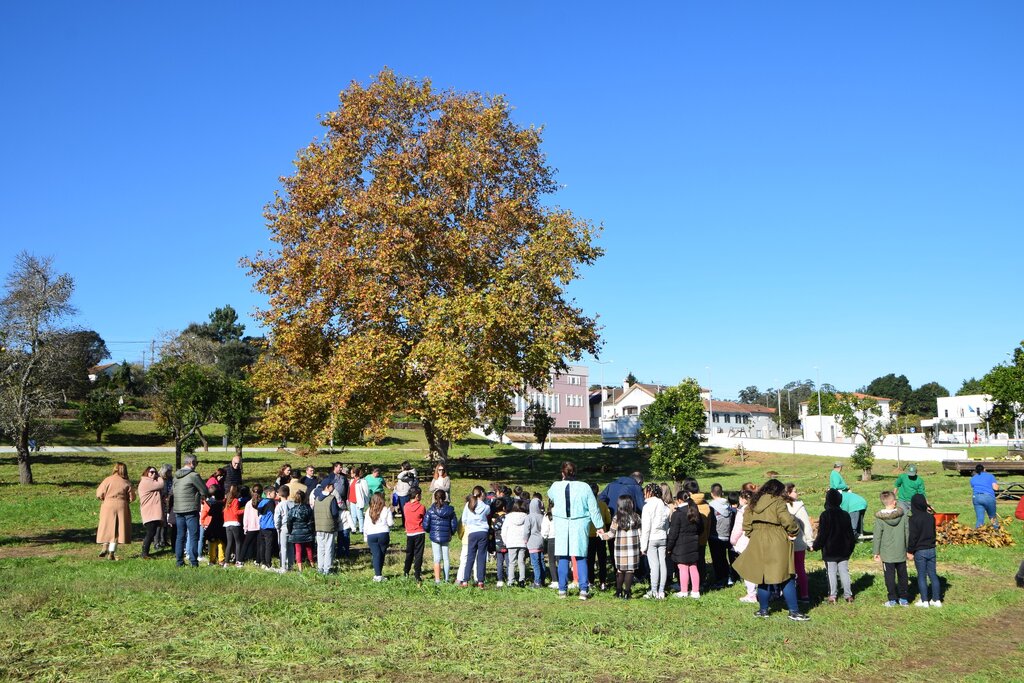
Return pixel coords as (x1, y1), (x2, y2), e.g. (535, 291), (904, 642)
(137, 466), (165, 559)
(241, 483), (263, 564)
(730, 490), (757, 603)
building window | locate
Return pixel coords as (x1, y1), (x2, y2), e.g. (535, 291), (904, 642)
(568, 420), (581, 429)
(624, 406), (638, 416)
(723, 414), (731, 424)
(944, 409), (948, 418)
(567, 375), (581, 385)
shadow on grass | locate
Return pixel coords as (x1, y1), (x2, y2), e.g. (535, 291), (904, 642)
(0, 527), (97, 547)
(805, 566), (877, 609)
(0, 453), (113, 467)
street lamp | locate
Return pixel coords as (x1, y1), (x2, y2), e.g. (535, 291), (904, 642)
(706, 366), (714, 440)
(815, 366), (823, 442)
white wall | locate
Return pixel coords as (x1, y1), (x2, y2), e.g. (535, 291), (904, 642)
(707, 435), (966, 462)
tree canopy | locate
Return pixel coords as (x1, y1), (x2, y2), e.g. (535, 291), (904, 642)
(864, 373), (912, 406)
(0, 253), (77, 483)
(244, 69), (602, 459)
(638, 379), (707, 484)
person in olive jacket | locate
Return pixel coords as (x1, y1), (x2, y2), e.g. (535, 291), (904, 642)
(812, 488), (857, 603)
(732, 479), (809, 621)
(172, 455), (209, 567)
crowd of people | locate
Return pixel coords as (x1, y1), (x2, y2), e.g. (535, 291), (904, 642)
(93, 455), (1024, 619)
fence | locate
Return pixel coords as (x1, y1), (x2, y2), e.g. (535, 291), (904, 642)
(707, 435), (966, 462)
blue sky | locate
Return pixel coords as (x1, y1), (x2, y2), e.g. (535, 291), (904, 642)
(2, 2), (1021, 399)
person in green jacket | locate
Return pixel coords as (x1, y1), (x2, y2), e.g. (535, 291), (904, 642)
(828, 463), (849, 491)
(893, 465), (926, 513)
(830, 463), (867, 536)
(872, 491), (909, 606)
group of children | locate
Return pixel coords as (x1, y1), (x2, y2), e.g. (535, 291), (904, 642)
(149, 459), (950, 611)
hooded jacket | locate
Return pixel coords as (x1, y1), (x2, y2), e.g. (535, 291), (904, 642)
(872, 505), (909, 562)
(526, 499), (545, 551)
(813, 489), (856, 562)
(423, 502), (458, 544)
(501, 510), (530, 549)
(907, 493), (936, 554)
(639, 496), (670, 552)
(708, 497), (734, 541)
(731, 494), (798, 585)
(172, 466), (209, 514)
(666, 504), (704, 565)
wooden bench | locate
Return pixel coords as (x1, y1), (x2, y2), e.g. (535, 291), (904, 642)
(942, 460), (1024, 476)
(997, 482), (1024, 501)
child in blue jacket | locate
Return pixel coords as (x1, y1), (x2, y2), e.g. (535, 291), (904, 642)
(423, 490), (458, 583)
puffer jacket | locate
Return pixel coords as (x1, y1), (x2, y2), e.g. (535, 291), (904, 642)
(172, 467), (209, 514)
(423, 503), (458, 544)
(287, 503), (315, 544)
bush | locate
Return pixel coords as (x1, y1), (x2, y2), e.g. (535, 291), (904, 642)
(850, 443), (875, 479)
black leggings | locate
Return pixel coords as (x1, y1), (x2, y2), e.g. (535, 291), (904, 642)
(615, 570), (635, 598)
(224, 526), (243, 563)
(142, 520), (160, 557)
(546, 537), (558, 585)
(587, 536), (608, 586)
(242, 530), (259, 562)
(258, 529), (277, 567)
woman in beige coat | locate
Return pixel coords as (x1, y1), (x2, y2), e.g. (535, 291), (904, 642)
(732, 479), (809, 621)
(96, 462), (135, 560)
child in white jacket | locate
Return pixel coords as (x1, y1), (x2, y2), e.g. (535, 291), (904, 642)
(501, 500), (530, 586)
(640, 483), (671, 599)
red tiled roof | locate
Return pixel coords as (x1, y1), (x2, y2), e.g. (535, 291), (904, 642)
(799, 392), (891, 405)
(706, 399), (775, 414)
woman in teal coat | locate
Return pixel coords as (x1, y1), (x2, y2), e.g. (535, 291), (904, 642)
(547, 461), (606, 599)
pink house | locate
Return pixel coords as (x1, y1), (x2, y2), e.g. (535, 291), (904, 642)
(511, 365), (591, 429)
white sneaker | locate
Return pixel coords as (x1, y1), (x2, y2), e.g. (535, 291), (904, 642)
(568, 582), (579, 590)
(930, 600), (942, 607)
(689, 592), (701, 599)
(739, 594), (758, 603)
(914, 600), (929, 608)
(673, 591), (687, 598)
(549, 583), (560, 589)
(496, 581), (505, 588)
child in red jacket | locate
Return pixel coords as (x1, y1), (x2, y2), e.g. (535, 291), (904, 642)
(403, 487), (426, 582)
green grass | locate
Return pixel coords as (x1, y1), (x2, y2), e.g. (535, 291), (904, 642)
(2, 439), (1023, 682)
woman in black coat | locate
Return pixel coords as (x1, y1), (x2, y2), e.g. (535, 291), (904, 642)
(666, 492), (705, 598)
(812, 488), (857, 603)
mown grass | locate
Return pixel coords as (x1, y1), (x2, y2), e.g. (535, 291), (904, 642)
(1, 438), (1023, 682)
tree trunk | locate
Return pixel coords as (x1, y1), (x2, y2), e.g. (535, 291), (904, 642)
(422, 419), (450, 464)
(175, 437), (183, 470)
(235, 444), (243, 457)
(17, 431), (33, 484)
(197, 428), (209, 452)
(95, 430), (103, 444)
(861, 468), (872, 482)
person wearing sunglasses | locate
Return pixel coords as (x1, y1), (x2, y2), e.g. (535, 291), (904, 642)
(138, 466), (164, 559)
(429, 464), (451, 502)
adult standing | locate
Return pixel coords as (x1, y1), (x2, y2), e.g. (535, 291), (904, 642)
(598, 472), (645, 515)
(301, 465), (319, 491)
(364, 467), (386, 498)
(732, 479), (810, 621)
(223, 454), (243, 493)
(428, 463), (451, 502)
(970, 464), (1000, 528)
(172, 454), (209, 567)
(137, 465), (165, 559)
(829, 463), (849, 491)
(348, 467), (368, 534)
(893, 465), (926, 513)
(96, 462), (135, 561)
(547, 461), (606, 600)
(394, 461), (418, 515)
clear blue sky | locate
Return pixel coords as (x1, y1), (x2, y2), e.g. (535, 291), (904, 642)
(2, 2), (1021, 399)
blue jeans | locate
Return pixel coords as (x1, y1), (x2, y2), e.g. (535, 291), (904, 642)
(558, 556), (590, 593)
(336, 528), (351, 558)
(466, 531), (489, 584)
(972, 493), (999, 528)
(397, 495), (410, 514)
(350, 506), (364, 534)
(757, 577), (798, 613)
(914, 548), (941, 601)
(530, 550), (546, 585)
(175, 512), (200, 567)
(366, 532), (389, 577)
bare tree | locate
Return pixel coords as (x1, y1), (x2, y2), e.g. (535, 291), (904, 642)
(0, 253), (76, 483)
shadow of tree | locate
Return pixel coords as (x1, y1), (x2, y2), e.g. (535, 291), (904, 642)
(0, 454), (113, 467)
(0, 527), (97, 547)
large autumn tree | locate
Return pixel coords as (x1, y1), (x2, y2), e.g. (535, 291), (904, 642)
(244, 70), (602, 460)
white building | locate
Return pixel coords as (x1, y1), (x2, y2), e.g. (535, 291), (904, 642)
(920, 394), (995, 442)
(597, 381), (669, 444)
(799, 393), (893, 443)
(706, 398), (779, 438)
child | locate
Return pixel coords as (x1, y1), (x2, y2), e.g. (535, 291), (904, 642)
(667, 491), (704, 598)
(729, 490), (757, 602)
(873, 491), (910, 606)
(640, 482), (670, 599)
(364, 492), (395, 582)
(908, 493), (941, 607)
(313, 481), (339, 574)
(223, 485), (244, 566)
(491, 498), (508, 587)
(336, 500), (353, 559)
(501, 499), (530, 587)
(403, 486), (426, 582)
(460, 487), (491, 588)
(274, 485), (295, 572)
(785, 483), (815, 602)
(257, 486), (278, 569)
(588, 482), (612, 591)
(423, 489), (457, 583)
(241, 483), (262, 564)
(542, 498), (558, 589)
(348, 467), (367, 534)
(598, 495), (642, 599)
(526, 494), (547, 587)
(204, 486), (226, 566)
(287, 490), (315, 571)
(456, 486), (486, 585)
(707, 483), (734, 588)
(813, 489), (856, 603)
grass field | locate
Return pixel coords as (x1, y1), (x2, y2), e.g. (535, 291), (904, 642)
(2, 434), (1023, 682)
